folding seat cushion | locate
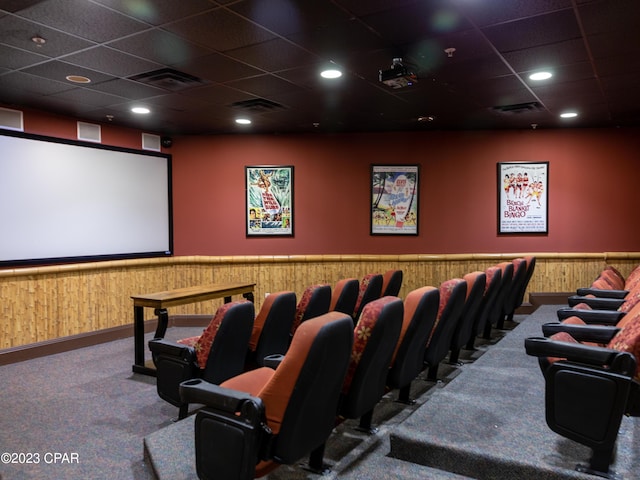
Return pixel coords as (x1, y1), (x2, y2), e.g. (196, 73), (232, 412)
(177, 300), (251, 372)
(381, 269), (403, 297)
(525, 331), (640, 478)
(149, 300), (255, 418)
(471, 265), (502, 347)
(352, 273), (383, 321)
(514, 255), (536, 309)
(336, 296), (403, 435)
(290, 284), (331, 334)
(500, 257), (527, 325)
(424, 278), (467, 381)
(543, 303), (640, 378)
(179, 311), (354, 480)
(484, 261), (514, 336)
(387, 286), (439, 403)
(329, 278), (359, 315)
(247, 291), (297, 368)
(449, 271), (486, 364)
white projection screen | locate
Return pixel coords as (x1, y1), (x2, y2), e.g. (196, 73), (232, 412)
(0, 131), (172, 267)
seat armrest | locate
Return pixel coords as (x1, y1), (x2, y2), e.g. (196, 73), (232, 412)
(541, 322), (619, 344)
(148, 338), (196, 360)
(576, 288), (628, 299)
(180, 378), (261, 413)
(567, 295), (625, 310)
(525, 337), (635, 373)
(557, 307), (626, 325)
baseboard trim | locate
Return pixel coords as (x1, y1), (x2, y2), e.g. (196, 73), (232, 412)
(0, 315), (211, 366)
(2, 294), (572, 366)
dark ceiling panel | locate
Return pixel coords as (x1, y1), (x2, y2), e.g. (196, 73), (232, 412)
(164, 8), (277, 52)
(0, 0), (638, 134)
(0, 14), (94, 57)
(228, 0), (350, 37)
(63, 46), (164, 77)
(17, 0), (148, 43)
(107, 29), (214, 65)
(482, 9), (582, 53)
(454, 0), (573, 28)
(92, 0), (218, 26)
(225, 38), (320, 73)
(0, 43), (48, 69)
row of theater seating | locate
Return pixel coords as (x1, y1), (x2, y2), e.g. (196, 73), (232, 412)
(150, 257), (536, 480)
(525, 263), (640, 479)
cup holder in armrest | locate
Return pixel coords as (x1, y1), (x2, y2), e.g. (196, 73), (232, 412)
(263, 354), (285, 369)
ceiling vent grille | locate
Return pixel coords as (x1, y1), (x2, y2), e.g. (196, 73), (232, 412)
(231, 98), (285, 113)
(492, 101), (543, 114)
(128, 68), (209, 92)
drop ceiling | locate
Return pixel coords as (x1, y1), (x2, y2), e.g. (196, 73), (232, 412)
(0, 0), (638, 135)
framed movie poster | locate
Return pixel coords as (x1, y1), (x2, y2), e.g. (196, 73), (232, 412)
(246, 166), (294, 236)
(371, 165), (419, 235)
(498, 161), (548, 234)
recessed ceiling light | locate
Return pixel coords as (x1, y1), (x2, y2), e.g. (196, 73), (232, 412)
(131, 107), (150, 114)
(235, 118), (251, 125)
(560, 112), (578, 118)
(31, 35), (46, 46)
(66, 75), (91, 84)
(529, 71), (552, 81)
(320, 69), (342, 79)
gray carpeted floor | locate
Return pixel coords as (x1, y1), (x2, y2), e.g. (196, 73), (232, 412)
(0, 325), (205, 480)
(3, 305), (636, 480)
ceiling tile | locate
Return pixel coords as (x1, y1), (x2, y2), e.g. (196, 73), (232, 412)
(0, 14), (94, 57)
(228, 0), (350, 37)
(21, 60), (115, 85)
(482, 9), (581, 53)
(164, 8), (277, 52)
(17, 0), (149, 43)
(63, 46), (164, 77)
(91, 0), (218, 26)
(107, 29), (214, 65)
(0, 43), (49, 69)
(225, 38), (320, 73)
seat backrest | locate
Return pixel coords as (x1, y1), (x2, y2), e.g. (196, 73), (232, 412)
(340, 296), (404, 419)
(387, 286), (439, 390)
(352, 273), (384, 320)
(261, 312), (354, 464)
(250, 291), (297, 367)
(473, 266), (502, 338)
(502, 257), (527, 316)
(291, 284), (331, 334)
(330, 278), (360, 315)
(381, 269), (403, 297)
(449, 271), (487, 352)
(195, 301), (255, 384)
(515, 255), (536, 307)
(489, 261), (514, 325)
(424, 278), (467, 368)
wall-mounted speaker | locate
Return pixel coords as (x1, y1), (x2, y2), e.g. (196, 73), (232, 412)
(142, 133), (161, 151)
(161, 136), (173, 148)
(77, 122), (101, 143)
(0, 107), (24, 132)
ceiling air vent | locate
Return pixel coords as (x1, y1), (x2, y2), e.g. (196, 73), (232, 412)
(128, 68), (209, 92)
(231, 98), (285, 113)
(492, 102), (543, 114)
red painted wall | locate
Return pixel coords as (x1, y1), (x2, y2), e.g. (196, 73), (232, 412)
(170, 128), (640, 255)
(6, 106), (640, 256)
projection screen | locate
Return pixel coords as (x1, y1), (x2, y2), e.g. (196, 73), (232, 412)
(0, 130), (172, 267)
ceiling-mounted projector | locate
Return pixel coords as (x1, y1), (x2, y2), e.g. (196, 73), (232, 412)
(379, 58), (417, 89)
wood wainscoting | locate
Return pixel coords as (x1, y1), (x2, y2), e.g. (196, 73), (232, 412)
(1, 252), (638, 363)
